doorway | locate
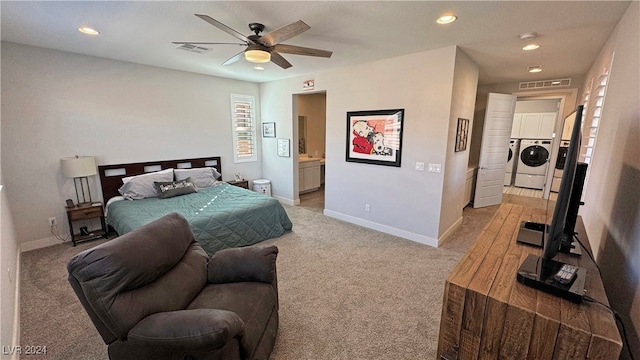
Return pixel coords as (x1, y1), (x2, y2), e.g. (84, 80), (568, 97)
(504, 98), (561, 201)
(470, 88), (577, 209)
(295, 92), (326, 212)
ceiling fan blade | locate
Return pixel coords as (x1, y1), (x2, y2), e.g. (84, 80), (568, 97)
(274, 44), (332, 58)
(195, 14), (250, 43)
(259, 20), (310, 47)
(270, 51), (292, 69)
(223, 51), (245, 66)
(172, 42), (246, 46)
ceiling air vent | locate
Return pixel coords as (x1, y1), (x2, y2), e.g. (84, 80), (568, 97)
(519, 78), (571, 90)
(176, 44), (212, 54)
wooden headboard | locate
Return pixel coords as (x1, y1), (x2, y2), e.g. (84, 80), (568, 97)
(98, 156), (222, 201)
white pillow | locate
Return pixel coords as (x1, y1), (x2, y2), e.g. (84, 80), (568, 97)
(118, 169), (174, 200)
(174, 167), (221, 189)
(122, 168), (173, 184)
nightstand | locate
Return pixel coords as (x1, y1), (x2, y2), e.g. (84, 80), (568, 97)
(227, 180), (249, 189)
(66, 202), (108, 246)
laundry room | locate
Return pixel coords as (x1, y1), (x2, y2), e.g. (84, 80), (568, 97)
(504, 99), (561, 198)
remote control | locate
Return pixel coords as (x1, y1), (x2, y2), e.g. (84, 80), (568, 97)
(554, 264), (578, 285)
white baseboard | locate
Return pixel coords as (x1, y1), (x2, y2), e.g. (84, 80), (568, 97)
(323, 209), (438, 247)
(12, 251), (21, 360)
(272, 195), (298, 206)
(20, 236), (66, 253)
(437, 216), (463, 246)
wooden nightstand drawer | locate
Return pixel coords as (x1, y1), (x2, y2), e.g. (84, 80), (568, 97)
(68, 206), (102, 221)
(227, 180), (249, 189)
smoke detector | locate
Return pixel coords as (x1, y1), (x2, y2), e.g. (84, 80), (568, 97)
(519, 32), (537, 41)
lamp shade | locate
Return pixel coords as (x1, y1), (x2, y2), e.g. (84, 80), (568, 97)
(61, 156), (97, 178)
(245, 49), (271, 63)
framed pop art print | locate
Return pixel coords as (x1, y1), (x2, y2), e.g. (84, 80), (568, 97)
(346, 109), (404, 167)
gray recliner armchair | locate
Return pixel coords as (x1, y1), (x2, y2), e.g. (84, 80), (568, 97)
(67, 212), (279, 360)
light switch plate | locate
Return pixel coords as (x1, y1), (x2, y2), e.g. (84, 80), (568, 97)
(428, 163), (442, 173)
(415, 162), (425, 171)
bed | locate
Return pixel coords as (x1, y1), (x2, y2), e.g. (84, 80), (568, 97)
(98, 156), (292, 254)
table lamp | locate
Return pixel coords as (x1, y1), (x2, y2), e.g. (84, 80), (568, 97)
(61, 155), (97, 206)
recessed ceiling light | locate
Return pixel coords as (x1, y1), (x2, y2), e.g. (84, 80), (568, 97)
(528, 65), (543, 73)
(523, 44), (540, 51)
(254, 66), (265, 71)
(436, 15), (457, 24)
(78, 26), (100, 35)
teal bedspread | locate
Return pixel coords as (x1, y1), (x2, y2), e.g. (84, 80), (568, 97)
(106, 183), (292, 254)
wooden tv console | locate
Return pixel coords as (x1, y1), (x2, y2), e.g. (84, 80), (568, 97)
(437, 203), (622, 359)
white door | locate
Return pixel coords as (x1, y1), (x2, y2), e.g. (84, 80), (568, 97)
(473, 93), (517, 208)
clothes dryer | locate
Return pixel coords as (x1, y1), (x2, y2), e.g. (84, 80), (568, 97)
(515, 139), (552, 189)
(504, 139), (520, 186)
(551, 140), (570, 192)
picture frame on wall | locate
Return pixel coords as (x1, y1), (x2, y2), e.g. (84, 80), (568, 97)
(346, 109), (404, 167)
(455, 118), (469, 152)
(262, 122), (276, 138)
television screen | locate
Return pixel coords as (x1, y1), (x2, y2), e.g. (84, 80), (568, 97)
(543, 105), (583, 260)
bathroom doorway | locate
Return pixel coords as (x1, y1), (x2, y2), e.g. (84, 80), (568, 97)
(296, 92), (326, 212)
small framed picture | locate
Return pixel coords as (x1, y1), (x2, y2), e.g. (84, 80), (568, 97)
(262, 122), (276, 138)
(277, 138), (291, 157)
(455, 118), (469, 152)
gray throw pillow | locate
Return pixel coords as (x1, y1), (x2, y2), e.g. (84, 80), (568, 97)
(154, 178), (197, 199)
(174, 167), (221, 189)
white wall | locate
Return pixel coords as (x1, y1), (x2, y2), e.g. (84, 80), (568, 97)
(577, 2), (640, 355)
(261, 46), (478, 245)
(514, 99), (559, 113)
(1, 42), (262, 245)
(439, 48), (479, 238)
(0, 184), (20, 360)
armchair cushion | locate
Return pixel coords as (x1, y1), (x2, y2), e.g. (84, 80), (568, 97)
(127, 309), (244, 351)
(207, 246), (278, 284)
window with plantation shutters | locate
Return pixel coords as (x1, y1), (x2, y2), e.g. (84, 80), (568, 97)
(230, 94), (257, 163)
(578, 55), (613, 189)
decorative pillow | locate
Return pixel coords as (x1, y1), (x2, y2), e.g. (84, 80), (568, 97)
(174, 167), (221, 189)
(118, 169), (174, 200)
(154, 178), (197, 199)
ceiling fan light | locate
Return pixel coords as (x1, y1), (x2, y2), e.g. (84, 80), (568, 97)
(436, 15), (457, 24)
(245, 49), (271, 63)
(78, 26), (100, 35)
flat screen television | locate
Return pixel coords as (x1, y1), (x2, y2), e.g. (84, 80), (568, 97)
(516, 106), (587, 256)
(516, 105), (588, 303)
(543, 105), (583, 260)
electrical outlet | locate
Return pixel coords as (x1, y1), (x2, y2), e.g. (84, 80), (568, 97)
(365, 204), (371, 212)
(48, 217), (57, 226)
(428, 163), (442, 173)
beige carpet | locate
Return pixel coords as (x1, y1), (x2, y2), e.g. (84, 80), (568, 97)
(19, 202), (500, 360)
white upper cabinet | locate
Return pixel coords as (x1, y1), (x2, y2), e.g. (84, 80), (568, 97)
(511, 114), (522, 138)
(511, 112), (557, 139)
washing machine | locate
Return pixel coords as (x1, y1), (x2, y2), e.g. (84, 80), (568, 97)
(504, 139), (520, 186)
(515, 139), (552, 189)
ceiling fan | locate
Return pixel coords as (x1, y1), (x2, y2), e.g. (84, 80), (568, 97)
(173, 14), (333, 69)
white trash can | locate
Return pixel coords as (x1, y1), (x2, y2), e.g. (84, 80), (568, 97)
(253, 179), (271, 196)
